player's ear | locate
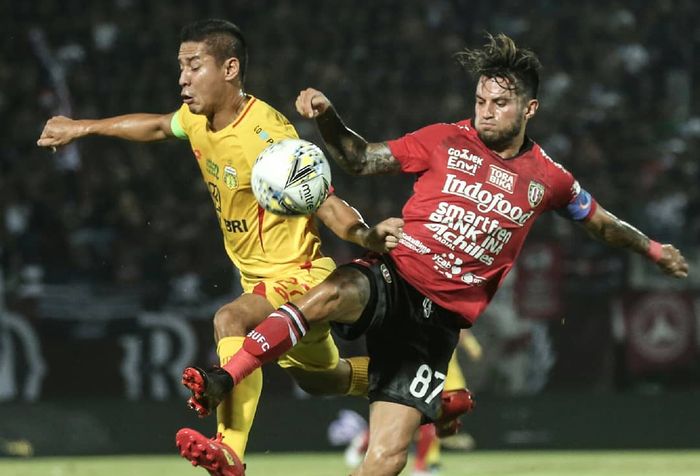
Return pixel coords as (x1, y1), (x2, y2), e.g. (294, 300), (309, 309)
(224, 57), (240, 81)
(524, 98), (538, 120)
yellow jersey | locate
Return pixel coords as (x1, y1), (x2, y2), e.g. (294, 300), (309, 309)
(172, 96), (326, 280)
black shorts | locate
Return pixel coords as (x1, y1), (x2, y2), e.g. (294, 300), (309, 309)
(332, 254), (461, 421)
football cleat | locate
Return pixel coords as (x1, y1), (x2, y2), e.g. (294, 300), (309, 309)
(176, 428), (245, 476)
(182, 366), (234, 417)
(435, 389), (475, 438)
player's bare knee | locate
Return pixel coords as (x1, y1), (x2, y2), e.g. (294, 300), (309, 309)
(363, 447), (408, 475)
(213, 303), (256, 337)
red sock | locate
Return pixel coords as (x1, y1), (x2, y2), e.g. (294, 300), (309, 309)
(414, 424), (437, 471)
(222, 302), (309, 384)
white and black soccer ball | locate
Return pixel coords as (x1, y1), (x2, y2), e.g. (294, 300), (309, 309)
(252, 138), (332, 216)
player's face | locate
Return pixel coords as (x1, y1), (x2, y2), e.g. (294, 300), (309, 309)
(178, 41), (228, 116)
(474, 76), (531, 150)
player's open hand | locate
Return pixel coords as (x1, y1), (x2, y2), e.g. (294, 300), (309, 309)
(363, 217), (404, 253)
(657, 244), (689, 278)
(37, 116), (84, 148)
(296, 88), (331, 119)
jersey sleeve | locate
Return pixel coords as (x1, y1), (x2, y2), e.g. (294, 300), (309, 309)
(265, 105), (300, 142)
(541, 147), (597, 221)
(171, 104), (191, 140)
(386, 123), (446, 174)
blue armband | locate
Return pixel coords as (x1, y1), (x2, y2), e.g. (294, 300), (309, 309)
(564, 188), (595, 221)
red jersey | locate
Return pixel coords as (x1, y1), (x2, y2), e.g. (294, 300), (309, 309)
(387, 119), (594, 325)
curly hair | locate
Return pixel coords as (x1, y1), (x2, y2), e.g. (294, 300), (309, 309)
(456, 33), (541, 99)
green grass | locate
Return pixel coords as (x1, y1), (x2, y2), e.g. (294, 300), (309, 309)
(1, 451), (699, 475)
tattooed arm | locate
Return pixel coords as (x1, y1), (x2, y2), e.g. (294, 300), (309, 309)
(581, 205), (688, 278)
(295, 88), (401, 176)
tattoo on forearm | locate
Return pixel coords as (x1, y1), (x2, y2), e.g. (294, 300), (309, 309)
(316, 108), (399, 175)
(597, 213), (649, 254)
(364, 143), (401, 174)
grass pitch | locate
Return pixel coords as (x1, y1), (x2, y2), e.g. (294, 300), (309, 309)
(1, 450), (699, 475)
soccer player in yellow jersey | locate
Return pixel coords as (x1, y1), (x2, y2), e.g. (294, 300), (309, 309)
(38, 19), (403, 476)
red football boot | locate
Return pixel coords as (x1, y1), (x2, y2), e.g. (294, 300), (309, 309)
(176, 428), (245, 476)
(435, 389), (475, 437)
(182, 366), (233, 417)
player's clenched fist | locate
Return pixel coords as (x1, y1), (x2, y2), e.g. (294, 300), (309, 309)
(365, 217), (404, 253)
(37, 116), (84, 148)
(658, 244), (689, 279)
(296, 88), (331, 118)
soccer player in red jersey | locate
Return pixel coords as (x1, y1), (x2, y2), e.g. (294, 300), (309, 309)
(184, 33), (688, 475)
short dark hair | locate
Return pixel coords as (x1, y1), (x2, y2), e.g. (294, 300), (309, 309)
(180, 19), (248, 83)
(456, 33), (541, 99)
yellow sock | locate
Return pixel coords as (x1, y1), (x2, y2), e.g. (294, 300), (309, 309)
(216, 336), (263, 460)
(345, 356), (369, 397)
(426, 431), (441, 467)
(444, 352), (466, 391)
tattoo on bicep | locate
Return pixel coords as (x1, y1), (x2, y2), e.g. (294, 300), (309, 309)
(364, 143), (401, 174)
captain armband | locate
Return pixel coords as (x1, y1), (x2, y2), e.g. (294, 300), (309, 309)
(170, 111), (188, 140)
(564, 188), (597, 221)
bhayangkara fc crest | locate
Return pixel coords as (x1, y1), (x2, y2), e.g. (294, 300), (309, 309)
(528, 180), (545, 207)
(224, 165), (239, 190)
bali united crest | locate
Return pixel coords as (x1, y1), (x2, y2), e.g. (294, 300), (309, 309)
(527, 180), (545, 207)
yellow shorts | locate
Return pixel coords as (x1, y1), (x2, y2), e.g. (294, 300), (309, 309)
(240, 257), (338, 371)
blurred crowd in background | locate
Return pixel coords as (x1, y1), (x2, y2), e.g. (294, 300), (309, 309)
(2, 0), (700, 396)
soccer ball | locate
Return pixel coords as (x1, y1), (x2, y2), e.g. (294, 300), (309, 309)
(252, 139), (332, 216)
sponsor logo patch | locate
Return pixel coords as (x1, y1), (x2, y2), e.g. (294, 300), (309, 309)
(399, 233), (432, 254)
(422, 298), (434, 319)
(446, 147), (484, 176)
(487, 165), (517, 193)
(442, 174), (534, 226)
(206, 159), (219, 179)
(461, 273), (487, 286)
(379, 264), (393, 284)
(527, 180), (545, 208)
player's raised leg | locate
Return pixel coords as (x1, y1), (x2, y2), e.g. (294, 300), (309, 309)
(187, 266), (370, 400)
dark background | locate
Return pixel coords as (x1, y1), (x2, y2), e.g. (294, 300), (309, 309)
(1, 0), (699, 454)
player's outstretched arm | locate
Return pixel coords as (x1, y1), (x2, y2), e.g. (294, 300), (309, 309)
(295, 88), (400, 176)
(316, 195), (403, 253)
(37, 112), (177, 149)
(581, 204), (689, 278)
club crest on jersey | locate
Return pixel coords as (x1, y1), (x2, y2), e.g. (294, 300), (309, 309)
(528, 180), (545, 207)
(487, 165), (517, 194)
(224, 165), (239, 190)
